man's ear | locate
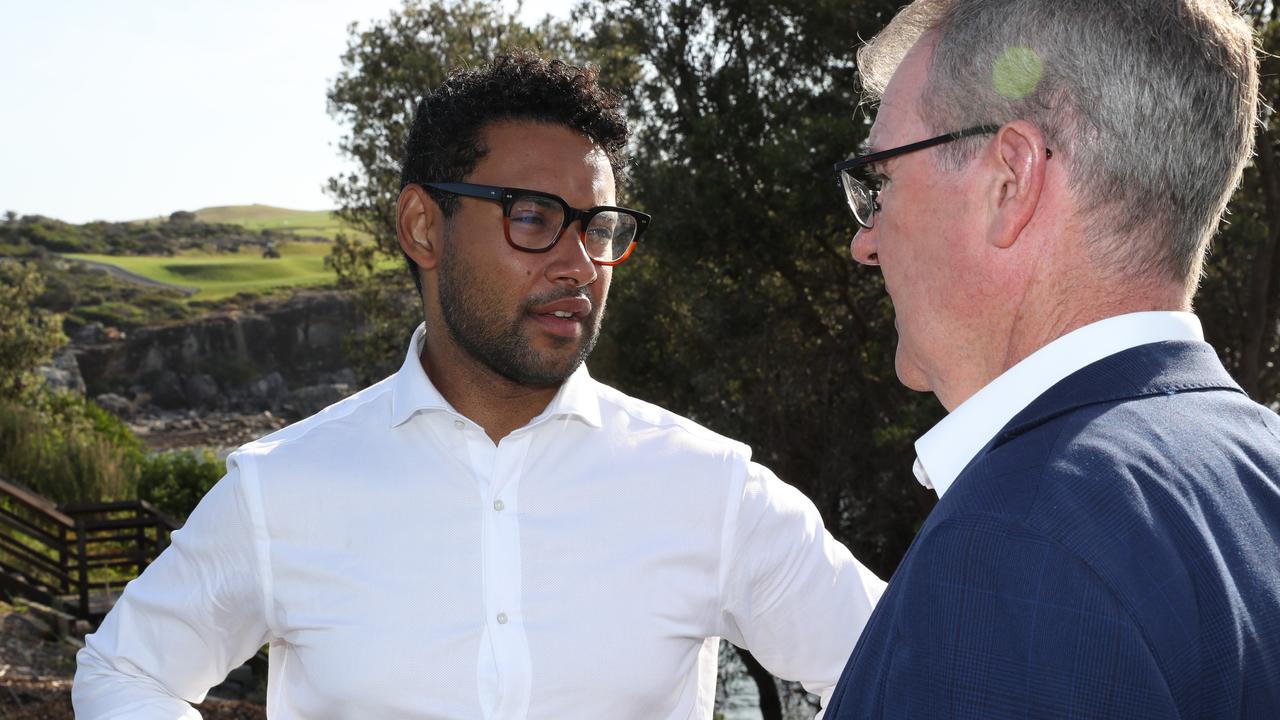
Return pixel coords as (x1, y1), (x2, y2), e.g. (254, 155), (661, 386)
(985, 120), (1048, 250)
(396, 184), (445, 272)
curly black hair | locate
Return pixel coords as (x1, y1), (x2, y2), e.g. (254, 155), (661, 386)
(399, 50), (630, 292)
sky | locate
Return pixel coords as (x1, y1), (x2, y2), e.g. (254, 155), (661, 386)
(0, 0), (572, 224)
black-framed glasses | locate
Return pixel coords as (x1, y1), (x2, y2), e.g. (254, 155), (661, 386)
(424, 182), (651, 266)
(832, 125), (1000, 229)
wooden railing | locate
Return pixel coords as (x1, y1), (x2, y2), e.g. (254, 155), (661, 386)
(0, 476), (180, 623)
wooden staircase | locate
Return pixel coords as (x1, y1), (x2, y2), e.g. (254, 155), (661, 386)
(0, 476), (179, 625)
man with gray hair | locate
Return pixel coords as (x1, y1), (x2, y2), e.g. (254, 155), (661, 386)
(825, 0), (1280, 717)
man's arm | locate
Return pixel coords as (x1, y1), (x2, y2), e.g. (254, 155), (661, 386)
(73, 459), (273, 719)
(868, 515), (1179, 719)
(719, 462), (886, 714)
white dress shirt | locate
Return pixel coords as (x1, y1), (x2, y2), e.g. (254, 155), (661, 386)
(74, 323), (885, 720)
(913, 311), (1205, 497)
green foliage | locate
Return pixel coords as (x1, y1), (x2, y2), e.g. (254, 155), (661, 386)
(73, 301), (156, 329)
(0, 276), (219, 510)
(326, 233), (422, 382)
(42, 390), (144, 457)
(0, 392), (140, 505)
(0, 260), (67, 401)
(0, 211), (364, 329)
(0, 213), (268, 257)
(0, 390), (224, 518)
(582, 0), (935, 577)
(1197, 8), (1280, 403)
(32, 254), (196, 331)
(137, 449), (225, 520)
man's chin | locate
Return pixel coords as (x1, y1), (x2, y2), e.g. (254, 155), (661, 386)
(894, 348), (932, 393)
(505, 335), (593, 386)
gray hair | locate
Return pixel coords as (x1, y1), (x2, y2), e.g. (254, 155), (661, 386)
(858, 0), (1258, 295)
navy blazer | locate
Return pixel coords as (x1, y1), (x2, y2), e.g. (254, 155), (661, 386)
(826, 341), (1280, 719)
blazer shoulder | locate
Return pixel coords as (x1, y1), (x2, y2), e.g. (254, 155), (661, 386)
(952, 382), (1275, 525)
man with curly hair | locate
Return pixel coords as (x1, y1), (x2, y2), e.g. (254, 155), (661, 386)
(73, 52), (885, 719)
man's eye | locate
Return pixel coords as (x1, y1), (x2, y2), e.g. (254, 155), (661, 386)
(512, 212), (547, 225)
(867, 172), (890, 192)
(510, 197), (560, 226)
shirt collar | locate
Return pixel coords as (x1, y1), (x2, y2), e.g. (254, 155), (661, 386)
(913, 311), (1204, 498)
(390, 322), (603, 430)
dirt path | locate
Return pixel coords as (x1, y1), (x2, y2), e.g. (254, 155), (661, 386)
(0, 601), (265, 719)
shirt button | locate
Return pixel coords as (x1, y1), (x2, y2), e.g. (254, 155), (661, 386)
(454, 419), (465, 429)
(493, 499), (505, 512)
(496, 613), (508, 625)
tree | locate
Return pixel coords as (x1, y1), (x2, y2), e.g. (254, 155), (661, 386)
(0, 260), (67, 402)
(1197, 5), (1280, 405)
(584, 0), (935, 584)
(580, 2), (932, 713)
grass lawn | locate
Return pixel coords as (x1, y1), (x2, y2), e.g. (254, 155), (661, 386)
(192, 205), (360, 240)
(65, 242), (340, 300)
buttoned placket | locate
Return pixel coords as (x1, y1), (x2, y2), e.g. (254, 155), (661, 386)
(455, 414), (535, 719)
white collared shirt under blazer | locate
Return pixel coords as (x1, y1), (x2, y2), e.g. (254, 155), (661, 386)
(73, 323), (885, 720)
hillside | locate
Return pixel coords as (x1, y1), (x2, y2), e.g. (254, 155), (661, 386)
(65, 242), (337, 300)
(191, 205), (357, 240)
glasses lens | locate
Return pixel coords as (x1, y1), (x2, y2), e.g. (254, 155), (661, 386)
(840, 171), (875, 229)
(583, 211), (638, 263)
(507, 195), (566, 249)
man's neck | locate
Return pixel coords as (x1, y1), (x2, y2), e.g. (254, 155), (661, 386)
(939, 278), (1188, 411)
(420, 340), (561, 445)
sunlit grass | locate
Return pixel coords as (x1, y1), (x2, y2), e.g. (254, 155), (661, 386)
(66, 242), (338, 300)
(193, 205), (361, 240)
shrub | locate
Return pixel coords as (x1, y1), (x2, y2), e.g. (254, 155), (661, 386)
(0, 394), (140, 505)
(0, 392), (226, 519)
(136, 449), (225, 520)
(0, 260), (66, 401)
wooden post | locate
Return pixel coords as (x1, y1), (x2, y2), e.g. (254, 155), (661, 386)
(57, 523), (71, 605)
(75, 516), (90, 621)
(135, 507), (146, 576)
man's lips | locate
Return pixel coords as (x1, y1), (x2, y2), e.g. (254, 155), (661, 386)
(530, 296), (592, 318)
(528, 296), (592, 338)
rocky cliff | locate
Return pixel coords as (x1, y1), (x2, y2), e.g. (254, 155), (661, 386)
(72, 291), (362, 419)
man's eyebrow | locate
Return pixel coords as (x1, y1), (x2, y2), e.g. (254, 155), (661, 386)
(858, 138), (881, 157)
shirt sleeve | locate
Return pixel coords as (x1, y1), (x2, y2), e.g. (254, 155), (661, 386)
(872, 515), (1179, 719)
(719, 461), (886, 715)
(72, 456), (274, 719)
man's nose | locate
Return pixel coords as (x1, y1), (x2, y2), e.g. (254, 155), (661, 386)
(849, 226), (880, 266)
(547, 220), (599, 286)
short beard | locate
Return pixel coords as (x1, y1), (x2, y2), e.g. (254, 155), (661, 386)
(437, 241), (603, 388)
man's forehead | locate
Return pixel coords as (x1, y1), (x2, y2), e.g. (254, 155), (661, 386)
(475, 120), (616, 202)
(864, 40), (930, 154)
(864, 99), (905, 155)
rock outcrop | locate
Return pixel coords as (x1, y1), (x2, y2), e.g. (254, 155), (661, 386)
(73, 291), (361, 419)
